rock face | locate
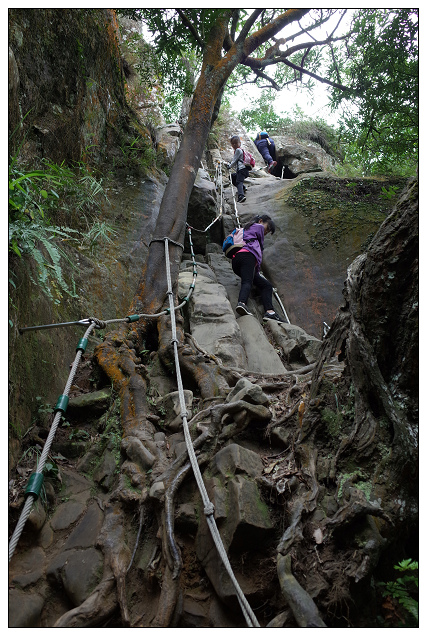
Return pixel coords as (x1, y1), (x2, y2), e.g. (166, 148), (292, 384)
(178, 260), (247, 368)
(186, 169), (223, 253)
(155, 123), (182, 170)
(9, 9), (133, 163)
(196, 444), (274, 605)
(8, 9), (417, 629)
(271, 135), (336, 177)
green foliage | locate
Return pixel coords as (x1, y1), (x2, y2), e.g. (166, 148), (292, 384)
(9, 157), (111, 303)
(337, 469), (371, 500)
(117, 9), (203, 122)
(380, 185), (399, 200)
(237, 90), (293, 134)
(321, 407), (342, 437)
(331, 9), (418, 176)
(83, 220), (117, 255)
(378, 559), (418, 626)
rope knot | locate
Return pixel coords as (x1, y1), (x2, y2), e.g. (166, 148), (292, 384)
(88, 316), (107, 329)
(204, 502), (215, 516)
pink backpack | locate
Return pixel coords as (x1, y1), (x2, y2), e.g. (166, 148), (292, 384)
(241, 149), (256, 169)
(222, 227), (246, 257)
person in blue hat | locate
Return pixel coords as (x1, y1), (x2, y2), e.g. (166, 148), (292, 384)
(254, 131), (277, 173)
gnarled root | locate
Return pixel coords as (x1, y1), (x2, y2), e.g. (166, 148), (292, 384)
(94, 326), (151, 438)
(53, 576), (117, 627)
(157, 312), (231, 399)
(277, 554), (326, 627)
(98, 501), (132, 626)
(152, 463), (191, 626)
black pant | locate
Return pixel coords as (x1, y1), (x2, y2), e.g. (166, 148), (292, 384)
(232, 251), (274, 311)
(231, 168), (249, 197)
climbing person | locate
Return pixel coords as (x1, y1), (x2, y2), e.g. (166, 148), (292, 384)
(232, 214), (284, 322)
(254, 131), (277, 173)
(227, 135), (249, 203)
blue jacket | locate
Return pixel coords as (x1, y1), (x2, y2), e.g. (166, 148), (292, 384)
(242, 223), (265, 272)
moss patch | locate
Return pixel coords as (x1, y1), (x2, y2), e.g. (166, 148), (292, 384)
(286, 176), (407, 251)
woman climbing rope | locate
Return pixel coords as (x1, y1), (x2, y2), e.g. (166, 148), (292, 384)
(232, 214), (284, 322)
(254, 131), (277, 173)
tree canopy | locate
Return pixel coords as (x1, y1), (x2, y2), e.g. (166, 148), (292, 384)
(330, 8), (418, 175)
(117, 8), (418, 176)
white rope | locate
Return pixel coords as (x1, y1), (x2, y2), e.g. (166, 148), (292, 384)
(163, 238), (259, 627)
(228, 167), (242, 228)
(273, 289), (291, 324)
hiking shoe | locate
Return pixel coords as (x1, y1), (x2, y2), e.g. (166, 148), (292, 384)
(268, 161), (277, 173)
(236, 302), (252, 316)
(237, 194), (246, 202)
(263, 311), (284, 323)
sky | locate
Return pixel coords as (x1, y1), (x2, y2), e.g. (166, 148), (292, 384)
(137, 7), (356, 130)
(228, 9), (356, 127)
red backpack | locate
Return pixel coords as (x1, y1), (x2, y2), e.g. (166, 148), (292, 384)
(241, 149), (256, 169)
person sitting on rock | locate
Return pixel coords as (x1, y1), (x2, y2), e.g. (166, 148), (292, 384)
(232, 214), (284, 323)
(227, 135), (249, 203)
(254, 131), (277, 173)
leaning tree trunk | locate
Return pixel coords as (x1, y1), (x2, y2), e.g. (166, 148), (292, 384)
(97, 7), (310, 438)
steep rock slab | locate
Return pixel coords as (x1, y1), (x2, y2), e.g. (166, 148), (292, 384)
(237, 316), (287, 374)
(230, 173), (404, 338)
(178, 263), (247, 368)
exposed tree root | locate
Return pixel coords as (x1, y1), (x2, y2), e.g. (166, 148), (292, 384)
(277, 554), (326, 627)
(53, 576), (117, 627)
(98, 501), (133, 626)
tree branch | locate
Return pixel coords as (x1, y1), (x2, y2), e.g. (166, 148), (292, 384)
(235, 9), (264, 46)
(248, 68), (281, 90)
(287, 11), (336, 43)
(328, 43), (343, 86)
(280, 58), (351, 92)
(243, 9), (311, 57)
(176, 9), (205, 50)
(230, 10), (240, 42)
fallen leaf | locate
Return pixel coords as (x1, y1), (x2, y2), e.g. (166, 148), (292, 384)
(313, 527), (323, 544)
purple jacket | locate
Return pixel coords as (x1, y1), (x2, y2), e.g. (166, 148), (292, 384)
(242, 223), (265, 272)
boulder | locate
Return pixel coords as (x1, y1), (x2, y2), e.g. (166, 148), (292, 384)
(226, 378), (270, 407)
(63, 503), (104, 550)
(9, 589), (45, 627)
(50, 500), (86, 531)
(272, 134), (336, 176)
(10, 546), (46, 588)
(178, 265), (247, 369)
(48, 546), (104, 606)
(267, 321), (322, 364)
(67, 387), (111, 416)
(196, 444), (273, 605)
(156, 123), (181, 169)
(213, 444), (264, 480)
(186, 169), (222, 253)
(155, 390), (193, 432)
